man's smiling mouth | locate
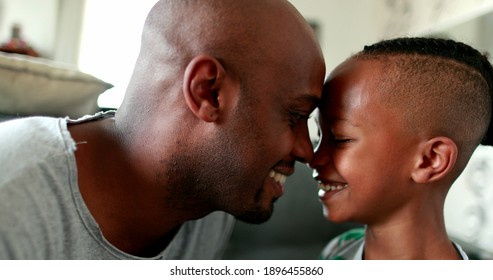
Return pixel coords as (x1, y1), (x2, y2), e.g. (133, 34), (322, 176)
(269, 170), (287, 186)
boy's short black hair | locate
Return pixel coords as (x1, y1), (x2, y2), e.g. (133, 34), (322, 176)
(358, 37), (493, 147)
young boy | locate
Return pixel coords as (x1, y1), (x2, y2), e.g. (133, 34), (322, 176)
(309, 37), (493, 260)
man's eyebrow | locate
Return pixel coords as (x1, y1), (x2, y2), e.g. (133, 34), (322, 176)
(294, 94), (321, 108)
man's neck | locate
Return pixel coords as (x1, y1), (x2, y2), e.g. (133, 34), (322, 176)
(69, 118), (192, 257)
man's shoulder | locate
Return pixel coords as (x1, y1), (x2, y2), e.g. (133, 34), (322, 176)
(0, 116), (74, 175)
(163, 211), (236, 259)
(0, 115), (62, 132)
(0, 116), (69, 149)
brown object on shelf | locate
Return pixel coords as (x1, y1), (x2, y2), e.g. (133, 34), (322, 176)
(0, 24), (39, 57)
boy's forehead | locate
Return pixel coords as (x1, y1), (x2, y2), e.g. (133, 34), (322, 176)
(324, 59), (382, 103)
(334, 58), (382, 80)
(325, 59), (381, 97)
(320, 59), (396, 124)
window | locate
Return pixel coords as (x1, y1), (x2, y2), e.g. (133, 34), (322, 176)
(78, 0), (158, 109)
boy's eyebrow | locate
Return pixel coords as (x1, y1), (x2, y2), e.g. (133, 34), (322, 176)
(329, 116), (361, 128)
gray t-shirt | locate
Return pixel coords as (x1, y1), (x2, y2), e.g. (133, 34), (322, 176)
(0, 113), (234, 259)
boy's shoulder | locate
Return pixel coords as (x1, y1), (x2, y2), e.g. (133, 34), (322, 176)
(320, 227), (366, 260)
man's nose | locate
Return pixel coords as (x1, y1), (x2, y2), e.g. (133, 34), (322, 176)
(291, 126), (315, 163)
(308, 140), (329, 171)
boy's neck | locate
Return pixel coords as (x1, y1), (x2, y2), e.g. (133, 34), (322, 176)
(363, 219), (461, 260)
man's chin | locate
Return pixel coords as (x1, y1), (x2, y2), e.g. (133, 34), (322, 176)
(234, 205), (274, 224)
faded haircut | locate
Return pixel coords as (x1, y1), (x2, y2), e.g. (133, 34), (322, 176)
(352, 37), (493, 170)
(351, 37), (493, 174)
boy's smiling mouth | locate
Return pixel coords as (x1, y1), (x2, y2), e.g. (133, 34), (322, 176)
(318, 182), (348, 192)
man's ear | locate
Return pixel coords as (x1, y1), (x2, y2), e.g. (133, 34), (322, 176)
(183, 55), (226, 122)
(411, 137), (458, 183)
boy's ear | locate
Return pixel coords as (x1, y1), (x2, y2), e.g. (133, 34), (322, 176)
(183, 55), (227, 122)
(411, 137), (458, 184)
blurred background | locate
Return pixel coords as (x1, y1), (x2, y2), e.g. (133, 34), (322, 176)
(1, 0), (493, 259)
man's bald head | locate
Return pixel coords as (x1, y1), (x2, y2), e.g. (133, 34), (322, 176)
(118, 0), (322, 117)
(140, 0), (316, 67)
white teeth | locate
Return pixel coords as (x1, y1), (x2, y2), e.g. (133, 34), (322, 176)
(269, 170), (287, 185)
(318, 182), (348, 192)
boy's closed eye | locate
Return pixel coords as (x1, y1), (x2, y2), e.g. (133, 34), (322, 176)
(332, 138), (352, 144)
(330, 132), (353, 146)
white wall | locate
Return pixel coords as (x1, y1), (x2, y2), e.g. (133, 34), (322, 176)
(3, 0), (493, 67)
(54, 0), (85, 64)
(78, 0), (157, 108)
(0, 0), (59, 58)
(289, 0), (382, 72)
(289, 0), (493, 72)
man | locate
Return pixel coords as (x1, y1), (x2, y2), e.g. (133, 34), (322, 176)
(0, 0), (325, 259)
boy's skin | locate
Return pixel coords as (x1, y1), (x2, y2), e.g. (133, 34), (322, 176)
(310, 57), (469, 259)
